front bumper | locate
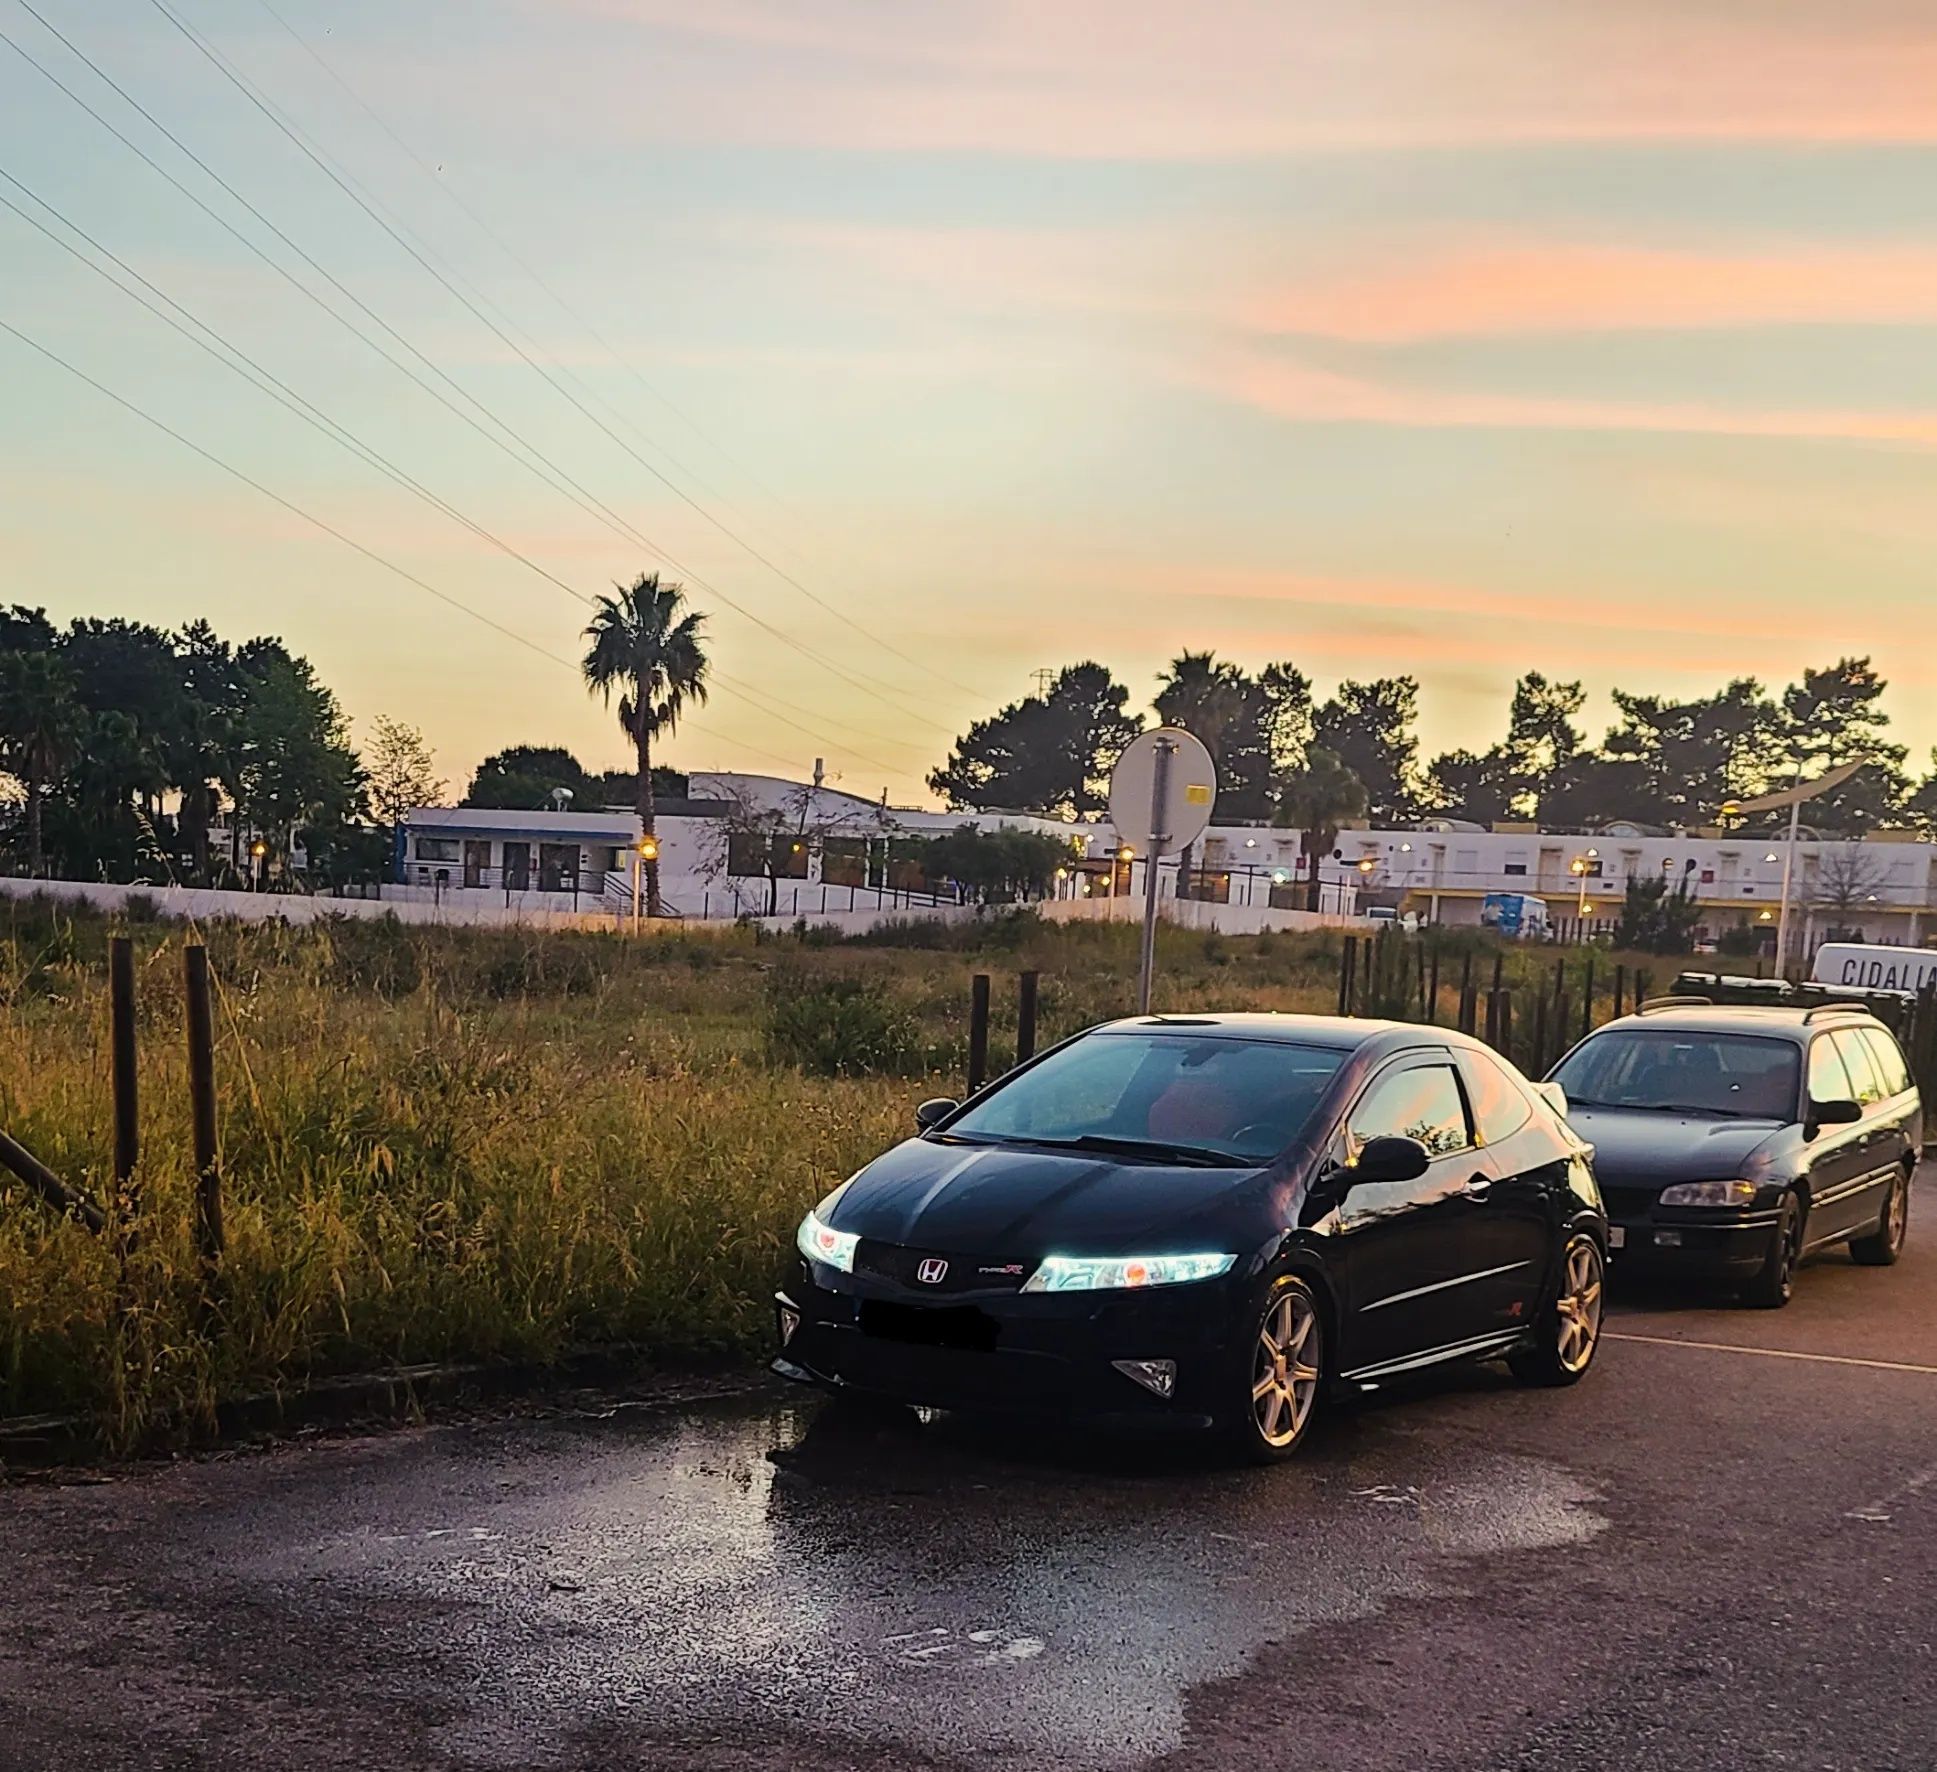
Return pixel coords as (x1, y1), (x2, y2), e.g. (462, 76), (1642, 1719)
(1608, 1209), (1779, 1278)
(773, 1260), (1242, 1430)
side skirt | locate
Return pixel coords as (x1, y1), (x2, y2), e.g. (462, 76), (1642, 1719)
(1340, 1328), (1527, 1388)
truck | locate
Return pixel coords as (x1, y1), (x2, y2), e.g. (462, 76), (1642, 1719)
(1481, 892), (1551, 941)
(1810, 941), (1937, 997)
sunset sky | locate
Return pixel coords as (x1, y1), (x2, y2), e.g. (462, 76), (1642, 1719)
(4, 0), (1937, 804)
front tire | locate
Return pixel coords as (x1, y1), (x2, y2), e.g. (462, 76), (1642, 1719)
(1227, 1276), (1324, 1463)
(1742, 1191), (1803, 1308)
(1849, 1169), (1911, 1267)
(1509, 1232), (1604, 1387)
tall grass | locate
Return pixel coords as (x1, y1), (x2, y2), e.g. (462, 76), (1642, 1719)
(0, 898), (1630, 1444)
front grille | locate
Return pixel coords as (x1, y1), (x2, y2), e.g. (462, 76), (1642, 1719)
(1598, 1183), (1660, 1222)
(852, 1242), (1031, 1296)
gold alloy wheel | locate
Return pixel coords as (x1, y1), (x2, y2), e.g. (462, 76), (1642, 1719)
(1555, 1238), (1605, 1375)
(1252, 1289), (1322, 1449)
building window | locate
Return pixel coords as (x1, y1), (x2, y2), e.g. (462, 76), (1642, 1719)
(416, 837), (460, 863)
(727, 831), (809, 879)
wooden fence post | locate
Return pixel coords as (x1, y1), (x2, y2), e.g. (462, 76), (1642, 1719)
(109, 935), (139, 1239)
(0, 1129), (105, 1232)
(1581, 956), (1596, 1040)
(1338, 938), (1356, 1016)
(967, 972), (991, 1095)
(184, 944), (225, 1276)
(1427, 944), (1441, 1025)
(1016, 970), (1039, 1067)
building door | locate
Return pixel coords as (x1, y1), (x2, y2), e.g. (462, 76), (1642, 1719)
(463, 840), (490, 889)
(502, 842), (531, 892)
(539, 842), (579, 893)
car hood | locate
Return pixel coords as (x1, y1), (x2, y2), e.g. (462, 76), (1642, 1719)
(826, 1137), (1267, 1256)
(1566, 1105), (1785, 1188)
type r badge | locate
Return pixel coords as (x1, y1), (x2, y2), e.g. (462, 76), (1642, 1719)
(917, 1258), (949, 1285)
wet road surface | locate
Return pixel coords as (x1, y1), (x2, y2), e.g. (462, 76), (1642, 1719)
(6, 1236), (1937, 1771)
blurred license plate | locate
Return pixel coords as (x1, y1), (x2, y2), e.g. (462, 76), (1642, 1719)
(1608, 1226), (1627, 1250)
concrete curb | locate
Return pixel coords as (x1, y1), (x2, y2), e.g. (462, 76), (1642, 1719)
(0, 1344), (766, 1468)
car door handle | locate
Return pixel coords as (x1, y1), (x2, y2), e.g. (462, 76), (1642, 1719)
(1463, 1174), (1493, 1199)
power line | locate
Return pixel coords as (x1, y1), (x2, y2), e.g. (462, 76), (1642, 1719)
(0, 315), (820, 779)
(144, 0), (982, 712)
(5, 3), (962, 740)
(0, 164), (919, 778)
(251, 0), (844, 595)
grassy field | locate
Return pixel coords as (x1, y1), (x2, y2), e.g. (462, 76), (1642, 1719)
(0, 897), (1650, 1444)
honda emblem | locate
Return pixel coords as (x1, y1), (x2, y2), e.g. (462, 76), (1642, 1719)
(916, 1257), (949, 1285)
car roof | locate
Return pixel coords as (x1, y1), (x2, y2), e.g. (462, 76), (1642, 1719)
(1090, 1012), (1479, 1054)
(1589, 1004), (1886, 1042)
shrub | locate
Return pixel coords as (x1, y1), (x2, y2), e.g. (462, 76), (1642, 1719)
(317, 913), (423, 998)
(762, 969), (922, 1076)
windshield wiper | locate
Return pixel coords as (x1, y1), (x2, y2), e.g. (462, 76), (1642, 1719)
(1013, 1133), (1250, 1168)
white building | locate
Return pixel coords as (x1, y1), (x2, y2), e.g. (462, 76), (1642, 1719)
(398, 771), (1113, 919)
(398, 770), (1937, 952)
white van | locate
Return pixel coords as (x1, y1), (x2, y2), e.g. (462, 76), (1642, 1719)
(1810, 942), (1937, 997)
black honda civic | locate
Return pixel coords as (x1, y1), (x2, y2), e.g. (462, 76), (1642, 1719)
(774, 1014), (1608, 1460)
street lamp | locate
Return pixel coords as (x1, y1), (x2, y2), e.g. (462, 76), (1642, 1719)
(632, 834), (660, 928)
(1570, 847), (1599, 918)
(1720, 759), (1868, 978)
(249, 839), (267, 892)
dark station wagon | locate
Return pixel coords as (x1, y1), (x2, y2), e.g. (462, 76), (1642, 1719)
(1550, 1003), (1921, 1307)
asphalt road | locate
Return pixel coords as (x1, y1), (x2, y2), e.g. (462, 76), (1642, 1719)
(6, 1231), (1937, 1772)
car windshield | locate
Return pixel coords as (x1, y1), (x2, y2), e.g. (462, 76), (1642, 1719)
(941, 1032), (1348, 1165)
(1554, 1029), (1799, 1120)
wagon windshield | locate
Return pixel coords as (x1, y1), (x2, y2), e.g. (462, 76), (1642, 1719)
(942, 1033), (1347, 1165)
(1554, 1030), (1799, 1121)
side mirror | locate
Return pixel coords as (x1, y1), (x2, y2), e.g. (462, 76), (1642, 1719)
(914, 1097), (960, 1133)
(1809, 1097), (1862, 1129)
(1346, 1134), (1432, 1186)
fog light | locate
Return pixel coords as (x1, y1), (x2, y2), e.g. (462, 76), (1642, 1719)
(1112, 1359), (1177, 1400)
(777, 1301), (801, 1347)
(1655, 1230), (1683, 1249)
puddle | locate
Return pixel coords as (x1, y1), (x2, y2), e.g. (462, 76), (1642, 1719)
(246, 1396), (1606, 1767)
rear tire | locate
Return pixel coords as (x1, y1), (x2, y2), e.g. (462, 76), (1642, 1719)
(1508, 1233), (1604, 1387)
(1226, 1275), (1324, 1464)
(1849, 1169), (1910, 1267)
(1742, 1191), (1802, 1308)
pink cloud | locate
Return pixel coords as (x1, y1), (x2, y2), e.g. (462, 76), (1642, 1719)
(1202, 351), (1937, 447)
(515, 0), (1937, 156)
(1245, 242), (1937, 341)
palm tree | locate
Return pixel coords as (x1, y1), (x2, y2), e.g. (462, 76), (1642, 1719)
(0, 652), (83, 877)
(582, 573), (708, 916)
(1274, 747), (1368, 912)
(1155, 651), (1248, 900)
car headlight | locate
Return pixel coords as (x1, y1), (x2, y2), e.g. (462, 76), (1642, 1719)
(1659, 1179), (1759, 1208)
(1021, 1252), (1237, 1293)
(797, 1208), (859, 1272)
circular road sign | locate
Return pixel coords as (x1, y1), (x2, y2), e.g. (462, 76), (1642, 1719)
(1109, 727), (1217, 855)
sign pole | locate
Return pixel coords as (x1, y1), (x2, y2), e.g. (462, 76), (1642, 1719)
(1137, 737), (1174, 1014)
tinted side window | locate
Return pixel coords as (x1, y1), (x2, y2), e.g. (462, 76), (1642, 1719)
(1808, 1037), (1854, 1105)
(1460, 1047), (1533, 1146)
(1831, 1029), (1885, 1107)
(1349, 1065), (1471, 1159)
(1858, 1028), (1914, 1098)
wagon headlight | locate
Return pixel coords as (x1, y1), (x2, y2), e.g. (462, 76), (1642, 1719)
(1021, 1252), (1237, 1293)
(797, 1208), (858, 1272)
(1659, 1179), (1759, 1208)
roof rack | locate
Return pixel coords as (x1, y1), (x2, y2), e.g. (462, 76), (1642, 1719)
(1637, 995), (1715, 1014)
(1802, 1004), (1872, 1024)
